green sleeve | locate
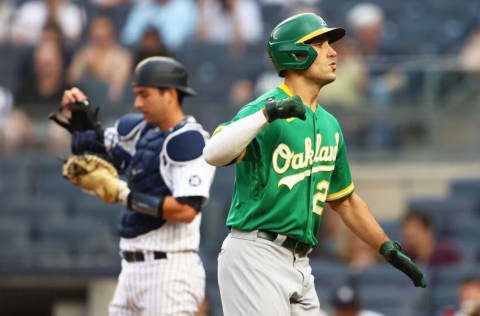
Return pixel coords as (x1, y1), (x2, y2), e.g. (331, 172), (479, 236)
(326, 131), (354, 202)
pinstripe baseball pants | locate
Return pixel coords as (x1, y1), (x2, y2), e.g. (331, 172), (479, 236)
(109, 252), (205, 316)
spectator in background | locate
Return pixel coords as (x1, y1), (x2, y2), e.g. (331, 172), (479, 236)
(317, 37), (370, 149)
(336, 228), (382, 273)
(0, 86), (35, 155)
(318, 38), (369, 107)
(346, 2), (409, 148)
(90, 0), (129, 8)
(10, 0), (86, 45)
(401, 210), (460, 267)
(346, 2), (407, 105)
(458, 28), (480, 72)
(88, 0), (132, 33)
(0, 86), (13, 133)
(0, 0), (14, 43)
(347, 3), (385, 56)
(443, 276), (480, 316)
(326, 283), (384, 316)
(68, 14), (132, 105)
(121, 0), (197, 52)
(196, 0), (263, 56)
(16, 22), (68, 107)
(310, 209), (381, 270)
(133, 28), (170, 68)
(455, 26), (480, 107)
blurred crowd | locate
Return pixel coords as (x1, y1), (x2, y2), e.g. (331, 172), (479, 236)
(308, 203), (480, 316)
(0, 1), (480, 315)
(0, 0), (480, 156)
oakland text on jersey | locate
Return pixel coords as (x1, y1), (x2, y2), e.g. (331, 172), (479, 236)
(273, 132), (340, 190)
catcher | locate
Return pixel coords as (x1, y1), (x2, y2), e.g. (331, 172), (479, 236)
(53, 57), (216, 316)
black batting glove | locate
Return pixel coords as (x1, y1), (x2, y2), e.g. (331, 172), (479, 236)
(264, 95), (307, 122)
(379, 240), (427, 288)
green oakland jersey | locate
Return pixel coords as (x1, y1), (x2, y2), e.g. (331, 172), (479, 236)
(215, 83), (354, 246)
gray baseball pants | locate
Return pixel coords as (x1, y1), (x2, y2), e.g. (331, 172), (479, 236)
(218, 229), (321, 316)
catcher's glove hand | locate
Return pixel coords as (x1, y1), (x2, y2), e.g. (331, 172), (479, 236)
(49, 100), (103, 135)
(62, 154), (129, 204)
(264, 95), (307, 122)
(379, 240), (427, 288)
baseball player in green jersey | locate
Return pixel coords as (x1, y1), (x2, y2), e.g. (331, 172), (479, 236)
(203, 12), (426, 316)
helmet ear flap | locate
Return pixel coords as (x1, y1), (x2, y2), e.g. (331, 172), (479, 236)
(289, 52), (303, 62)
(269, 42), (318, 77)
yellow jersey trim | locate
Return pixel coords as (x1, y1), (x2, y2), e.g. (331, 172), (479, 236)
(326, 182), (355, 201)
(235, 149), (247, 163)
(279, 83), (293, 96)
(212, 125), (225, 137)
(278, 83), (317, 114)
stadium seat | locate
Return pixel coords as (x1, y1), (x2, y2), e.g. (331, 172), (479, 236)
(406, 197), (478, 236)
(450, 178), (480, 200)
(27, 153), (79, 197)
(310, 259), (350, 286)
(34, 216), (117, 268)
(70, 194), (121, 229)
(359, 283), (424, 316)
(0, 154), (30, 196)
(2, 195), (68, 222)
(356, 263), (413, 287)
(450, 215), (480, 243)
(0, 216), (32, 267)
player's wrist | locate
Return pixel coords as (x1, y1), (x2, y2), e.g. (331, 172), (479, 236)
(262, 108), (270, 123)
(379, 240), (401, 257)
(127, 192), (166, 218)
(264, 97), (278, 122)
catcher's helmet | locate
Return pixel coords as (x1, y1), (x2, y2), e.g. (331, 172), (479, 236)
(268, 13), (346, 77)
(132, 56), (196, 96)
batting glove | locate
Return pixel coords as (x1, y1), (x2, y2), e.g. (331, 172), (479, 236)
(264, 95), (307, 122)
(379, 240), (427, 288)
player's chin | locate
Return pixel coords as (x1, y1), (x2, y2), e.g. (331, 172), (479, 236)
(141, 114), (152, 123)
(321, 75), (336, 86)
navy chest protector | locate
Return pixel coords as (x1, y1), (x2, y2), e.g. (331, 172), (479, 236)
(119, 122), (186, 238)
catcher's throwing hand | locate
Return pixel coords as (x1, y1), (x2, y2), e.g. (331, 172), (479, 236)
(379, 240), (427, 288)
(61, 87), (88, 108)
(49, 87), (103, 135)
(264, 95), (307, 122)
(62, 155), (130, 204)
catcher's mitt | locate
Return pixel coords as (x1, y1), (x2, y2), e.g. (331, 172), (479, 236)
(49, 100), (103, 135)
(62, 154), (126, 204)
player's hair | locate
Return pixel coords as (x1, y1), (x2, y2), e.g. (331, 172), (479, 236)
(459, 275), (480, 287)
(157, 88), (185, 106)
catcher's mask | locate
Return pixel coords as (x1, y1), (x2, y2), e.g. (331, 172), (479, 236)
(268, 13), (346, 77)
(132, 56), (196, 96)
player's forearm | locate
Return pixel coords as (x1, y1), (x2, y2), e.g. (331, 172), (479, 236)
(162, 196), (197, 223)
(118, 189), (198, 223)
(329, 193), (389, 251)
(203, 109), (268, 166)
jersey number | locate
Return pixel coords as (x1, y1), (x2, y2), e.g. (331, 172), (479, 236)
(312, 180), (330, 215)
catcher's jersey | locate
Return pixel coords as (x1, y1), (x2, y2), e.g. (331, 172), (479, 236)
(215, 83), (354, 246)
(104, 115), (215, 252)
